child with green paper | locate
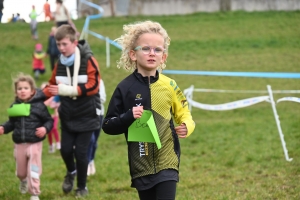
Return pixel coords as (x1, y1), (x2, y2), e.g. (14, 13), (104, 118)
(102, 20), (195, 200)
(0, 73), (53, 200)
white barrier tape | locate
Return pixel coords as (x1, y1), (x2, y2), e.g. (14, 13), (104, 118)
(186, 96), (270, 111)
(162, 70), (300, 79)
(184, 84), (294, 162)
(277, 97), (300, 103)
(183, 86), (194, 95)
(193, 88), (300, 94)
(184, 85), (300, 94)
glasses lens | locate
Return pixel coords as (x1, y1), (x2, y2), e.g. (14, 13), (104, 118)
(141, 46), (151, 54)
(154, 47), (164, 55)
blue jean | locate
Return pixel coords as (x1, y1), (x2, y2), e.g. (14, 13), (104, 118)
(87, 115), (103, 162)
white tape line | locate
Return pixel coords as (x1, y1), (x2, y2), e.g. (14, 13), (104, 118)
(193, 88), (300, 94)
(186, 96), (270, 111)
(277, 97), (300, 103)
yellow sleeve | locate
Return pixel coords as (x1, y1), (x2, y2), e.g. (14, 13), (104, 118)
(34, 52), (45, 59)
(171, 80), (195, 137)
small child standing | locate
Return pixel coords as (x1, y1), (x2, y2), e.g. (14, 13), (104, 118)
(0, 73), (53, 200)
(32, 43), (46, 80)
(47, 26), (60, 71)
(41, 83), (61, 153)
(87, 78), (106, 176)
(29, 5), (39, 40)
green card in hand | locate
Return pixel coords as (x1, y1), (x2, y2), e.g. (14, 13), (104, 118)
(7, 103), (31, 117)
(128, 110), (161, 149)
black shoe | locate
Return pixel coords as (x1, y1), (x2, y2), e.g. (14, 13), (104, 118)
(75, 188), (88, 198)
(62, 172), (76, 194)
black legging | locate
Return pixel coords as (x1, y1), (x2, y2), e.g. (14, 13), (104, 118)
(60, 130), (93, 189)
(137, 181), (177, 200)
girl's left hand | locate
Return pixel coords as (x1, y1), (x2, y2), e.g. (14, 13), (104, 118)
(35, 127), (47, 138)
(175, 123), (187, 138)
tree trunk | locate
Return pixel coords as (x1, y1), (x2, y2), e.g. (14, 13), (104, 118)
(220, 0), (231, 11)
(110, 0), (115, 17)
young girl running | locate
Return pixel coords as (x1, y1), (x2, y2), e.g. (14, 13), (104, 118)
(0, 73), (53, 200)
(102, 21), (195, 200)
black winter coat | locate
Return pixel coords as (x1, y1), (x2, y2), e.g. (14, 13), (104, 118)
(2, 89), (53, 144)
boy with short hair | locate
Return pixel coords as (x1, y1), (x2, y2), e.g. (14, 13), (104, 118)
(43, 24), (101, 197)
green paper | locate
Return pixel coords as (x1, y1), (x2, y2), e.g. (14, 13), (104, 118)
(128, 110), (161, 149)
(7, 103), (31, 117)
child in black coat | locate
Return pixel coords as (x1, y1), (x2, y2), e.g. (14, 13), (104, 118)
(0, 73), (53, 200)
(47, 26), (60, 71)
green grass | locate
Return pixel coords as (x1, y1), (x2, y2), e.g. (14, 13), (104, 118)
(0, 11), (299, 199)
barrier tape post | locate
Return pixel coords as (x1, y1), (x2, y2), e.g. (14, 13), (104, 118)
(267, 85), (293, 162)
(190, 85), (194, 112)
(79, 0), (122, 63)
(184, 85), (194, 112)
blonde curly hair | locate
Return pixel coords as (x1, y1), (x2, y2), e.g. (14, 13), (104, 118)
(115, 20), (171, 72)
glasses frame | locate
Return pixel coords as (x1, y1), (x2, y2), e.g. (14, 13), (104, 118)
(134, 46), (166, 55)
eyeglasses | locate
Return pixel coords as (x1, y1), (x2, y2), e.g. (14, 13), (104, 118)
(134, 46), (165, 55)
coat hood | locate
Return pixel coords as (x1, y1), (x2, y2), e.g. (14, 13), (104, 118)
(78, 40), (93, 58)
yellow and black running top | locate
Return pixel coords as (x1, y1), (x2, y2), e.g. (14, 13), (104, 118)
(103, 70), (195, 180)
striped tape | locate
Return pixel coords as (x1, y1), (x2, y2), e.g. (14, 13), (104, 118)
(193, 88), (300, 94)
(277, 97), (300, 103)
(186, 96), (270, 111)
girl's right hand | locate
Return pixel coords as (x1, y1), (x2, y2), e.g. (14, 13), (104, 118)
(0, 126), (4, 135)
(132, 106), (144, 119)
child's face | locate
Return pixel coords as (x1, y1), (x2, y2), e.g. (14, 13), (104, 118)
(51, 27), (57, 34)
(16, 81), (34, 102)
(56, 37), (78, 57)
(130, 33), (167, 76)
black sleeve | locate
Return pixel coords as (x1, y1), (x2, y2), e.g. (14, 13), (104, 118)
(2, 118), (14, 134)
(2, 102), (16, 134)
(102, 87), (135, 135)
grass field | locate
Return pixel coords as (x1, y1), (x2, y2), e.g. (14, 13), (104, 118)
(0, 11), (299, 199)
